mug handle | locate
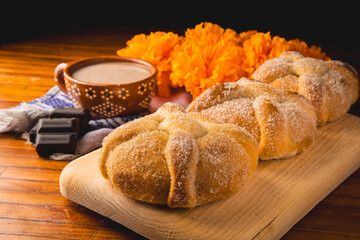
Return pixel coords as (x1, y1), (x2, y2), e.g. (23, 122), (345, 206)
(54, 63), (68, 94)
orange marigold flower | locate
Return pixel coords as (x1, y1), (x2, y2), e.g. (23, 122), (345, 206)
(116, 22), (329, 98)
(170, 22), (245, 97)
(117, 31), (182, 97)
(236, 30), (258, 44)
(240, 32), (290, 77)
(238, 31), (330, 78)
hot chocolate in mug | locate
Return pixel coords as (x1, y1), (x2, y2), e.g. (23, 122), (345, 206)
(54, 56), (158, 118)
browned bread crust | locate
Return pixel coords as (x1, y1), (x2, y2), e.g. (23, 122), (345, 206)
(186, 78), (317, 160)
(251, 51), (359, 126)
(98, 103), (258, 208)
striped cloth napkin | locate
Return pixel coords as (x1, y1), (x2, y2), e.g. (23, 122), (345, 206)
(0, 85), (150, 160)
(0, 85), (149, 133)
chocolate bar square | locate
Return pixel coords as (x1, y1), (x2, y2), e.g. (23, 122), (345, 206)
(35, 132), (77, 156)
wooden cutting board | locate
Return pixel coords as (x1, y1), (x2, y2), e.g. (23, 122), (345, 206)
(59, 114), (360, 240)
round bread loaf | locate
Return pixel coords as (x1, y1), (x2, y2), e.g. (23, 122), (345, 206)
(251, 51), (359, 126)
(186, 78), (317, 160)
(98, 102), (258, 208)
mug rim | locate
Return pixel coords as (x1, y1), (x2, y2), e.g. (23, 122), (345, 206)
(63, 56), (158, 87)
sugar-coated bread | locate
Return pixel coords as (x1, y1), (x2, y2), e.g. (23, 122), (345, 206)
(98, 102), (258, 208)
(252, 51), (359, 126)
(186, 78), (317, 160)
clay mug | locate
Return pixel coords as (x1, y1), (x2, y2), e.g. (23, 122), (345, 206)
(54, 56), (157, 118)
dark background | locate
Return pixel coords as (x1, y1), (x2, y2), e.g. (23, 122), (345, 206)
(2, 3), (359, 51)
(2, 2), (359, 115)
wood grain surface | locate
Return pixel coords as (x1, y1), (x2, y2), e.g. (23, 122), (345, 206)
(0, 27), (360, 239)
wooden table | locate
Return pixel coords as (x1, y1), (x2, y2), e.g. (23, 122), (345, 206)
(0, 27), (359, 240)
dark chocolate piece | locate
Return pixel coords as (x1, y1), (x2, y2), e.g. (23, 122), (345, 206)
(50, 108), (90, 135)
(35, 132), (77, 156)
(31, 108), (92, 157)
(37, 118), (79, 135)
(29, 122), (39, 144)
